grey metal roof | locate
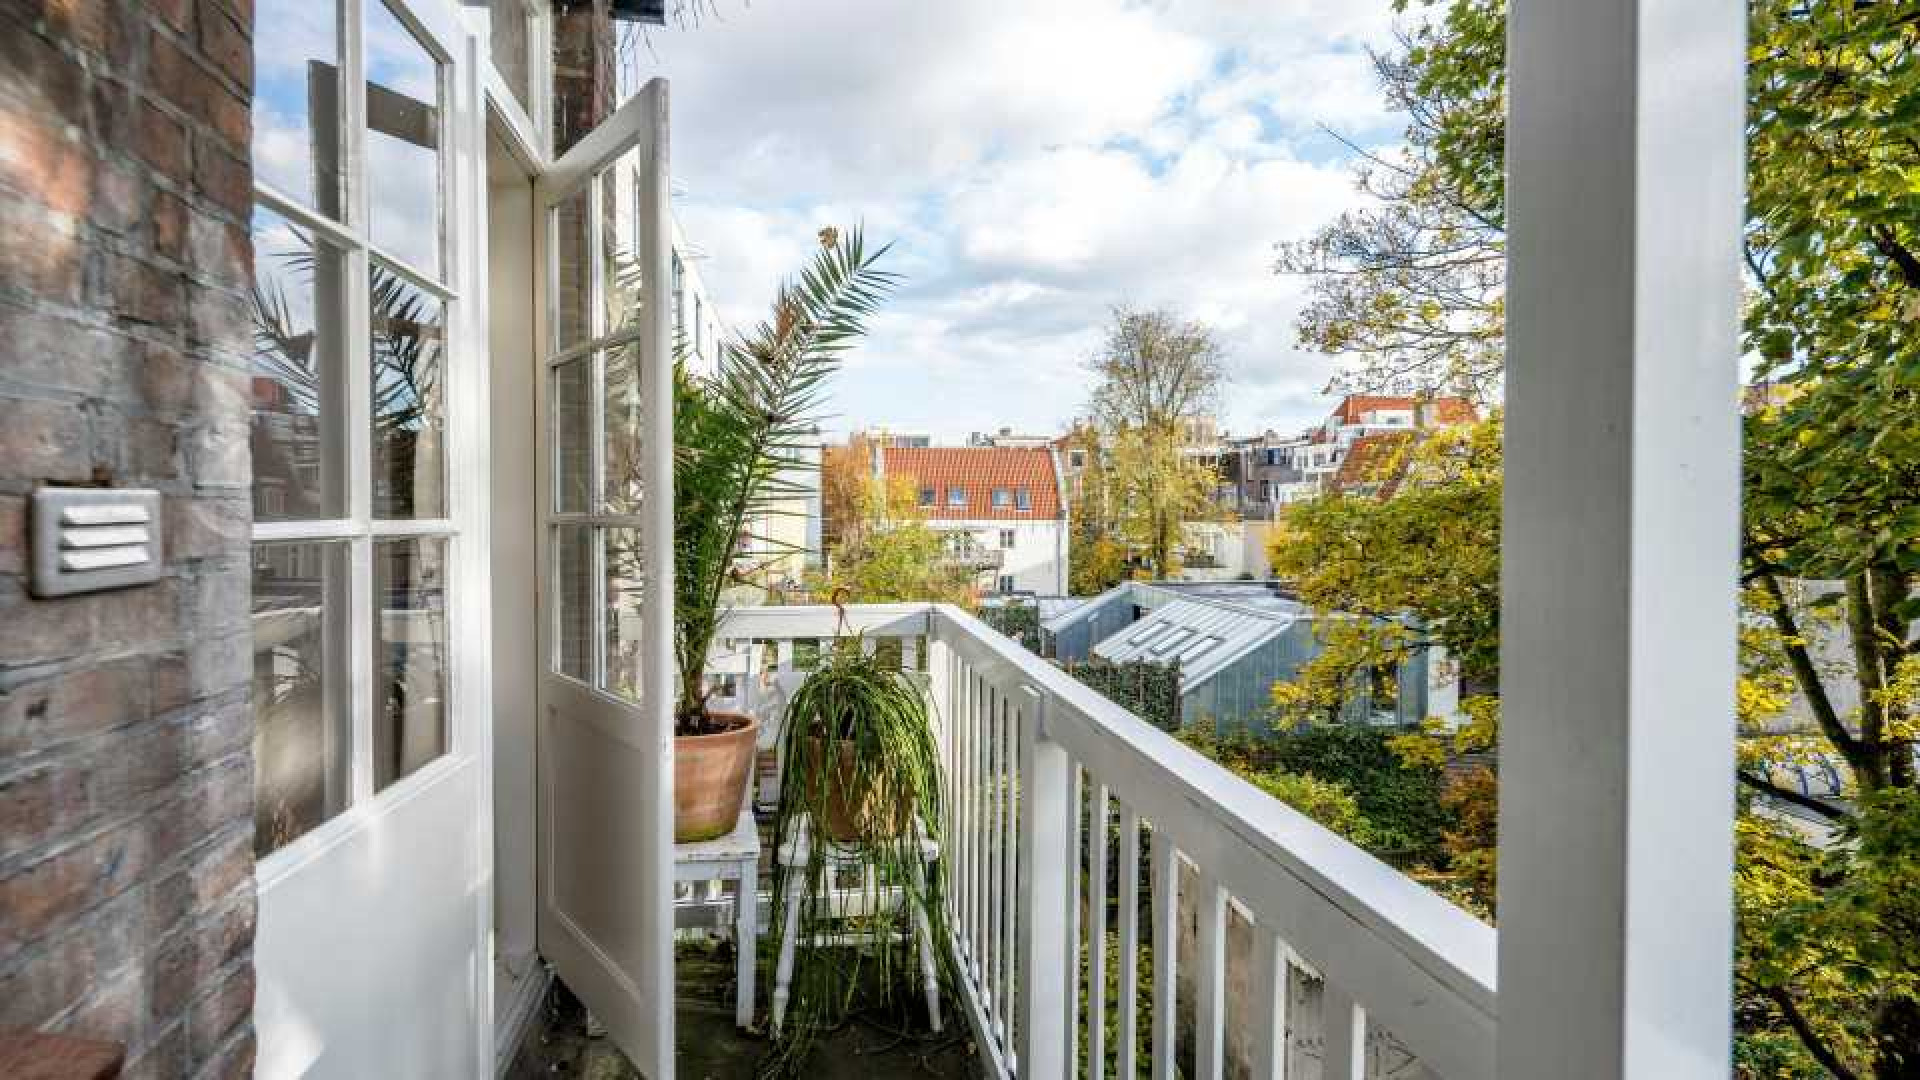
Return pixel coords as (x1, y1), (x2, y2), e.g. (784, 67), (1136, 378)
(1091, 596), (1304, 688)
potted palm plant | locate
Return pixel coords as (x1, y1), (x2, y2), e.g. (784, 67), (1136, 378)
(672, 227), (897, 842)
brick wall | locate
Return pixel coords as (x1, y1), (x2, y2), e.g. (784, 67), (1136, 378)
(0, 1), (257, 1077)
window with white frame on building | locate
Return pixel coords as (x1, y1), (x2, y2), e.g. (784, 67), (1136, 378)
(999, 529), (1015, 549)
(1015, 487), (1032, 511)
(997, 575), (1015, 594)
(991, 488), (1011, 508)
(948, 486), (966, 508)
(248, 0), (454, 859)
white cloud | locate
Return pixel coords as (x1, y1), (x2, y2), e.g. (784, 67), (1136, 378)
(638, 0), (1404, 440)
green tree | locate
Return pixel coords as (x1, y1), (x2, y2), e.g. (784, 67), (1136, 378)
(819, 472), (978, 606)
(1277, 1), (1920, 1070)
(1080, 308), (1227, 578)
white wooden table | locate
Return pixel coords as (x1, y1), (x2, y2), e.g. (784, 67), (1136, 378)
(673, 808), (762, 1029)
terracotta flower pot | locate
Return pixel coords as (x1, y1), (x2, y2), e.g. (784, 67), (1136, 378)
(675, 712), (758, 843)
(799, 736), (913, 844)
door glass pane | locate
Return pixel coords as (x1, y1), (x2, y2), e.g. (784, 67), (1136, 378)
(373, 537), (449, 790)
(553, 355), (592, 513)
(370, 262), (447, 518)
(554, 525), (593, 682)
(252, 541), (349, 856)
(602, 159), (643, 336)
(604, 344), (645, 516)
(253, 0), (342, 218)
(488, 1), (531, 114)
(250, 204), (347, 522)
(364, 0), (443, 277)
(603, 528), (644, 703)
(552, 185), (593, 351)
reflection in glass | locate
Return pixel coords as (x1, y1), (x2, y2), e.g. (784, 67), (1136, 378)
(370, 263), (446, 518)
(373, 538), (449, 790)
(252, 542), (349, 856)
(364, 0), (442, 276)
(604, 345), (646, 516)
(602, 159), (643, 335)
(489, 1), (531, 115)
(554, 356), (591, 513)
(552, 185), (593, 350)
(253, 0), (342, 217)
(554, 526), (593, 682)
(604, 527), (645, 703)
(251, 204), (347, 522)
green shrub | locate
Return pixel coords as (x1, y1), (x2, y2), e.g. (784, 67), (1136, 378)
(1250, 770), (1368, 844)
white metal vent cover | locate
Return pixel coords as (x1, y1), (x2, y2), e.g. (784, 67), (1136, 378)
(30, 488), (163, 598)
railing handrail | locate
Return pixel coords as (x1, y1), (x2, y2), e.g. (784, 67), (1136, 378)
(716, 601), (1498, 1077)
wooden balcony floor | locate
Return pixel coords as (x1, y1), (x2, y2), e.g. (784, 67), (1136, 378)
(506, 945), (980, 1079)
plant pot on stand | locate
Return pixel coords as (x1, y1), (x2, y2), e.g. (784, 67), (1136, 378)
(674, 711), (758, 843)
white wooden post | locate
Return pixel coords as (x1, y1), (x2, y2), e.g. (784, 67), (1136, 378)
(1017, 688), (1073, 1077)
(1503, 1), (1744, 1077)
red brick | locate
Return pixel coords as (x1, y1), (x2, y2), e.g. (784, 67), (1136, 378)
(88, 160), (149, 233)
(133, 99), (188, 176)
(0, 494), (23, 574)
(0, 396), (90, 484)
(0, 656), (152, 757)
(0, 111), (93, 217)
(153, 190), (188, 260)
(186, 966), (253, 1061)
(104, 253), (185, 326)
(151, 892), (254, 1025)
(150, 0), (194, 35)
(190, 141), (249, 220)
(163, 493), (247, 560)
(0, 766), (90, 856)
(0, 826), (149, 960)
(0, 20), (88, 131)
(0, 195), (85, 306)
(196, 3), (250, 89)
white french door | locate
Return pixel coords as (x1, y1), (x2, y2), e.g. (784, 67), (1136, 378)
(533, 80), (677, 1080)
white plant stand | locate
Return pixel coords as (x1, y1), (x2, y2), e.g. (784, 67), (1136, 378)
(770, 815), (942, 1035)
(673, 807), (762, 1029)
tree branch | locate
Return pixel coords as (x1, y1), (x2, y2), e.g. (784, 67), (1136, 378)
(1758, 572), (1866, 766)
(1737, 769), (1853, 824)
(1762, 985), (1860, 1080)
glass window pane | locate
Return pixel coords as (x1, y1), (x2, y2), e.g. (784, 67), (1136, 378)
(253, 0), (342, 218)
(488, 1), (531, 115)
(252, 541), (349, 856)
(373, 537), (449, 790)
(370, 263), (447, 519)
(251, 204), (347, 522)
(554, 525), (593, 682)
(364, 0), (443, 277)
(602, 159), (643, 337)
(553, 355), (592, 513)
(604, 527), (644, 703)
(603, 344), (645, 516)
(552, 185), (592, 350)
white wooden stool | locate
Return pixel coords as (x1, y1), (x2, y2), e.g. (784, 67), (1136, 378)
(673, 806), (762, 1029)
(769, 815), (942, 1035)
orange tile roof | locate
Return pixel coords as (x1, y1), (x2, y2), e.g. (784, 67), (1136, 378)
(1332, 394), (1477, 427)
(1332, 431), (1418, 497)
(882, 446), (1063, 521)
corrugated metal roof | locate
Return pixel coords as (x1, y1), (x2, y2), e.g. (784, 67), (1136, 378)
(1092, 597), (1303, 687)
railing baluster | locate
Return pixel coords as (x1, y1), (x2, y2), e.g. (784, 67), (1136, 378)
(1001, 691), (1019, 1054)
(1322, 980), (1366, 1080)
(1066, 766), (1083, 1074)
(1195, 876), (1228, 1079)
(1015, 687), (1072, 1079)
(956, 663), (974, 977)
(1250, 922), (1288, 1080)
(1088, 783), (1110, 1080)
(1116, 805), (1141, 1080)
(1150, 828), (1179, 1080)
(984, 682), (1001, 1024)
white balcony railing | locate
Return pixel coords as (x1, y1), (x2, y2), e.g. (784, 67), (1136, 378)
(714, 603), (1496, 1079)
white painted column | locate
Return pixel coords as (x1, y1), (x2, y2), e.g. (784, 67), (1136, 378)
(1501, 1), (1744, 1077)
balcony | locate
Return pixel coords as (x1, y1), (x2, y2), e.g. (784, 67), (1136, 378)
(697, 603), (1495, 1078)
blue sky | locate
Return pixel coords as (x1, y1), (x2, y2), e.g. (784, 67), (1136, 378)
(638, 0), (1407, 442)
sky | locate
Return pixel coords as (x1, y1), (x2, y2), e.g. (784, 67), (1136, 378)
(634, 0), (1406, 443)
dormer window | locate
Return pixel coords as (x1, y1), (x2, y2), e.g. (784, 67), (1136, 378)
(991, 488), (1012, 508)
(948, 487), (966, 508)
(1015, 488), (1032, 511)
(918, 487), (935, 507)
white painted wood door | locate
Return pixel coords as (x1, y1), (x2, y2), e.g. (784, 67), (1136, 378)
(533, 80), (676, 1080)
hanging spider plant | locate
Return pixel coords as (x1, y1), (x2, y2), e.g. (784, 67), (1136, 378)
(765, 634), (953, 1074)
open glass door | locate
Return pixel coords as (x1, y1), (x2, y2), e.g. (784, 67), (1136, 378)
(534, 80), (675, 1079)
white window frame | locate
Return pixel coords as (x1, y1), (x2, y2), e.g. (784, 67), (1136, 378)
(251, 0), (479, 880)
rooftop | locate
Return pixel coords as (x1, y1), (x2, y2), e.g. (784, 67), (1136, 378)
(881, 446), (1063, 521)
